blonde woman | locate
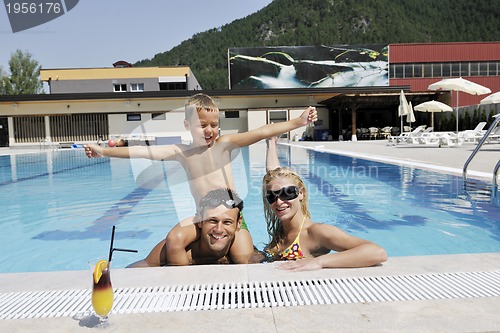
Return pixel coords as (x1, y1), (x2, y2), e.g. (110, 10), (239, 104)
(263, 137), (387, 271)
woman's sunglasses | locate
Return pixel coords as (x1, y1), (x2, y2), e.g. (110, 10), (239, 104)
(265, 185), (299, 204)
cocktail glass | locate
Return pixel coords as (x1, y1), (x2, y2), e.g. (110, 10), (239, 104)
(89, 259), (114, 328)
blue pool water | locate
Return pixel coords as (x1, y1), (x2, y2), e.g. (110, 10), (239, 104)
(0, 145), (499, 273)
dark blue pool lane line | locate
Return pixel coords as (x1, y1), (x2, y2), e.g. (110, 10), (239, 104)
(0, 159), (109, 187)
(32, 173), (169, 241)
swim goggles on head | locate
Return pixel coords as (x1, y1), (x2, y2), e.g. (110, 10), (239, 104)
(265, 185), (299, 204)
(200, 197), (243, 212)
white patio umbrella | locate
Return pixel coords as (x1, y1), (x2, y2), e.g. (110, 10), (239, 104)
(480, 91), (500, 105)
(414, 100), (453, 129)
(398, 90), (409, 132)
(428, 77), (491, 132)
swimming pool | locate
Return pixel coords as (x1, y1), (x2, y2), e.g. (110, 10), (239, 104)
(1, 144), (499, 273)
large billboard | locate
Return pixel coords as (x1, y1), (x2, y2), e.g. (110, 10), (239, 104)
(228, 45), (388, 89)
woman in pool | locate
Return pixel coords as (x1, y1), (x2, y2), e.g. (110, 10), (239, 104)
(263, 137), (387, 271)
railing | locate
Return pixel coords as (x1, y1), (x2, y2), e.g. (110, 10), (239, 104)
(39, 138), (59, 150)
(463, 114), (500, 198)
(493, 160), (500, 199)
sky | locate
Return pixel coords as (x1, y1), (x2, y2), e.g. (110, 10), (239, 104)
(0, 0), (273, 71)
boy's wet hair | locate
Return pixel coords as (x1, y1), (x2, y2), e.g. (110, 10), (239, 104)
(185, 93), (219, 121)
(199, 188), (243, 216)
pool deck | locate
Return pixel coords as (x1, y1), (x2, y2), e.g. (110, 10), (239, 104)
(1, 140), (499, 332)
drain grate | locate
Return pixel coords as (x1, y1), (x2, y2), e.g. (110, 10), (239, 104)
(1, 270), (499, 319)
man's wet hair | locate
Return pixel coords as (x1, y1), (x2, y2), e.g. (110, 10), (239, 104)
(199, 188), (243, 215)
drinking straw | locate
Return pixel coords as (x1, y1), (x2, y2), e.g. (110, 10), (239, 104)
(108, 226), (116, 262)
(108, 225), (138, 262)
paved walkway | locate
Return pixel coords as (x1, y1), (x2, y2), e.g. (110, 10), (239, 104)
(289, 139), (499, 180)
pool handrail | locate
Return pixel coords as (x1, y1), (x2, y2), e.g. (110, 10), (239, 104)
(462, 114), (500, 196)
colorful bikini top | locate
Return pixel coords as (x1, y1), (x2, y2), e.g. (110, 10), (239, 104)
(279, 217), (306, 260)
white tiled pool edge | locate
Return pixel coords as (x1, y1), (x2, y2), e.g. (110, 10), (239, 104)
(0, 254), (499, 332)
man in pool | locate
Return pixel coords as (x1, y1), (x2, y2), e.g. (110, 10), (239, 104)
(128, 188), (264, 267)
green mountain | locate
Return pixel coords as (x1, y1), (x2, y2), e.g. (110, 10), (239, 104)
(135, 0), (500, 89)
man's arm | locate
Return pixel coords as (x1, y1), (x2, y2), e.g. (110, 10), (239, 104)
(218, 106), (317, 148)
(126, 239), (167, 268)
(84, 143), (181, 161)
(165, 216), (200, 265)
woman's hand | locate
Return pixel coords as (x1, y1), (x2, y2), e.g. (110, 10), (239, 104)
(276, 258), (322, 271)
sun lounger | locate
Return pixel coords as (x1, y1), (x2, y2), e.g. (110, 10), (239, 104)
(388, 125), (426, 145)
(458, 122), (487, 143)
(402, 130), (464, 148)
(436, 132), (464, 147)
(485, 126), (500, 143)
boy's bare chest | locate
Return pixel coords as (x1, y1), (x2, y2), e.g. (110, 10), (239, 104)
(182, 148), (233, 177)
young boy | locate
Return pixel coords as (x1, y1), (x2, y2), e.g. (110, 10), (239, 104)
(84, 93), (317, 265)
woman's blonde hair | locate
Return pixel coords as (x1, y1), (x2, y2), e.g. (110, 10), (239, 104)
(262, 167), (310, 249)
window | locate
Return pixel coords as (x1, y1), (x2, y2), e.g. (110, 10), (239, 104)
(152, 113), (166, 120)
(404, 64), (413, 78)
(470, 62), (479, 76)
(159, 82), (186, 91)
(432, 63), (442, 77)
(479, 62), (488, 76)
(488, 62), (497, 76)
(423, 64), (432, 78)
(127, 114), (141, 121)
(451, 63), (460, 77)
(113, 84), (127, 92)
(445, 63), (451, 76)
(224, 111), (239, 119)
(413, 63), (422, 78)
(130, 83), (144, 92)
(393, 64), (403, 78)
(460, 62), (469, 76)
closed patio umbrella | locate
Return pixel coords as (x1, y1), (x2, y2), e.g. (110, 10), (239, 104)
(398, 90), (409, 132)
(407, 101), (416, 128)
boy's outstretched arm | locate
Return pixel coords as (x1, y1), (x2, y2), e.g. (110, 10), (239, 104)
(219, 106), (317, 148)
(84, 143), (180, 161)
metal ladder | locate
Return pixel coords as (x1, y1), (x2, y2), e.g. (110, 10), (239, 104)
(463, 114), (500, 198)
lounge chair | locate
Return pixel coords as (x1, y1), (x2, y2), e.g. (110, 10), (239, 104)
(408, 131), (464, 147)
(388, 125), (426, 145)
(458, 122), (487, 144)
(406, 127), (436, 145)
(485, 126), (500, 143)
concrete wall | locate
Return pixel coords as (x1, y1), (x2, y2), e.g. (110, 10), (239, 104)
(49, 78), (161, 93)
(108, 111), (191, 143)
(219, 110), (248, 135)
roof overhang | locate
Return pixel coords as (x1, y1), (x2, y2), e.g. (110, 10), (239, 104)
(0, 86), (451, 116)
